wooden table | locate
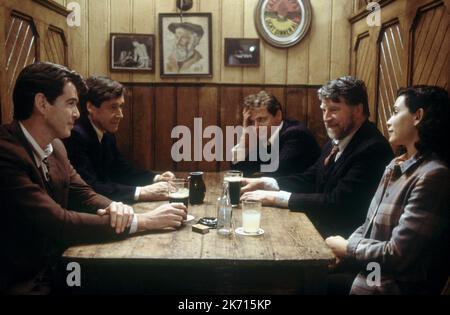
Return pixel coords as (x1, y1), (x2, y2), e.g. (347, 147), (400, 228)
(61, 172), (335, 294)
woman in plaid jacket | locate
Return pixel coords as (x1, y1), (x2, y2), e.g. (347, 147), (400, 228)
(326, 86), (450, 295)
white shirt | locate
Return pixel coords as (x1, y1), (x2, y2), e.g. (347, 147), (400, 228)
(19, 122), (53, 181)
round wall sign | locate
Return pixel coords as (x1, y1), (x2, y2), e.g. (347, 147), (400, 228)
(255, 0), (312, 48)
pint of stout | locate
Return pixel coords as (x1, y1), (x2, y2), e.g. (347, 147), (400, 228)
(224, 171), (243, 207)
(169, 188), (189, 207)
(168, 179), (190, 207)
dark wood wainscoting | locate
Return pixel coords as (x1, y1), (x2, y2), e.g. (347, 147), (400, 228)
(116, 84), (326, 172)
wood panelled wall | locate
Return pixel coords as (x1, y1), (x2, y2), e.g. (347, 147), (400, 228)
(118, 84), (325, 172)
(0, 0), (70, 123)
(61, 0), (351, 85)
(351, 0), (450, 137)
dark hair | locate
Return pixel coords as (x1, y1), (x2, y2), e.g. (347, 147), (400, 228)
(398, 85), (450, 165)
(318, 76), (370, 116)
(13, 62), (86, 120)
(81, 76), (125, 114)
(243, 90), (282, 116)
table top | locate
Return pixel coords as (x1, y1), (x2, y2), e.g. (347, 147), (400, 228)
(63, 172), (334, 266)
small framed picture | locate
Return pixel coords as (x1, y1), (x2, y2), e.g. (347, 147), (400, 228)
(159, 13), (212, 77)
(224, 38), (260, 67)
(110, 33), (155, 72)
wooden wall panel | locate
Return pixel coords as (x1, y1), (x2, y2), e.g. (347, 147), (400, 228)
(412, 2), (450, 89)
(1, 0), (70, 124)
(307, 88), (327, 146)
(377, 22), (406, 137)
(67, 0), (351, 86)
(351, 0), (450, 136)
(119, 84), (327, 172)
(131, 86), (154, 170)
(88, 0), (110, 77)
(42, 26), (67, 65)
(176, 87), (198, 171)
(219, 86), (242, 171)
(110, 0), (132, 83)
(285, 88), (308, 124)
(3, 13), (38, 122)
(154, 86), (176, 171)
(198, 86), (219, 172)
(354, 32), (377, 122)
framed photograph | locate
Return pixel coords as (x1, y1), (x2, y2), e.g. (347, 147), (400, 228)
(159, 13), (212, 77)
(224, 38), (260, 67)
(110, 33), (155, 72)
(255, 0), (312, 48)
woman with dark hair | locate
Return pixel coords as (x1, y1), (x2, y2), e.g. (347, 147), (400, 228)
(325, 85), (450, 294)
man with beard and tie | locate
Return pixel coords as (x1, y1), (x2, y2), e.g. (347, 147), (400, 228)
(240, 76), (394, 238)
(165, 22), (206, 73)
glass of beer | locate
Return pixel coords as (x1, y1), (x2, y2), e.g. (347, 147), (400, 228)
(224, 170), (243, 207)
(168, 178), (190, 207)
(242, 200), (262, 234)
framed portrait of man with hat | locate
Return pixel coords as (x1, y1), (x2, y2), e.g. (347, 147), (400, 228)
(159, 13), (212, 77)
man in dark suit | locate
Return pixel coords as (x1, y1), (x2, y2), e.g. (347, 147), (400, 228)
(64, 76), (175, 203)
(241, 77), (394, 238)
(0, 62), (186, 294)
(231, 90), (320, 178)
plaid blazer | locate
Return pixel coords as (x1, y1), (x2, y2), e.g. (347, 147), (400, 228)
(347, 153), (450, 295)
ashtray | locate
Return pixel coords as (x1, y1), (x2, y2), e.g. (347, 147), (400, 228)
(197, 217), (217, 229)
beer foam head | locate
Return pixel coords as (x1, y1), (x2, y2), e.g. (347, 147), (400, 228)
(169, 188), (189, 198)
(224, 176), (242, 183)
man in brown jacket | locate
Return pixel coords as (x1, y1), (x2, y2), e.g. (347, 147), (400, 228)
(0, 62), (186, 294)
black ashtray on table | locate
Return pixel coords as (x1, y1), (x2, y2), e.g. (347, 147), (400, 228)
(197, 217), (217, 229)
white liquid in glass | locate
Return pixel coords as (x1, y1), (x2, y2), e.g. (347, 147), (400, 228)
(242, 210), (261, 233)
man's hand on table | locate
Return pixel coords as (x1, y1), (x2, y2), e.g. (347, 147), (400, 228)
(97, 202), (134, 234)
(137, 203), (187, 232)
(154, 171), (176, 182)
(139, 182), (170, 201)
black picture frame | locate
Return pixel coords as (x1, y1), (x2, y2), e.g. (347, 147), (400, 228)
(224, 38), (260, 67)
(159, 13), (212, 77)
(110, 33), (155, 72)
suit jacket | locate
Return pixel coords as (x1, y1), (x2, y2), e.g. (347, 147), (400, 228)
(0, 121), (125, 291)
(277, 120), (394, 237)
(63, 116), (156, 202)
(232, 119), (321, 178)
(348, 154), (450, 295)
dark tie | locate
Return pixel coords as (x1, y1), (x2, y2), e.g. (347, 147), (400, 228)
(42, 158), (51, 182)
(41, 158), (54, 194)
(324, 144), (339, 167)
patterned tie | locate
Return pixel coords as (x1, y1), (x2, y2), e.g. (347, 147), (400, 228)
(324, 144), (339, 167)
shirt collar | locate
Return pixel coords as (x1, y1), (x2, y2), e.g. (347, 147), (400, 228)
(333, 127), (358, 153)
(89, 117), (104, 143)
(390, 152), (424, 175)
(268, 121), (284, 145)
(19, 122), (53, 167)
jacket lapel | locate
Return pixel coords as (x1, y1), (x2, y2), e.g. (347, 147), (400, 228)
(10, 121), (48, 191)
